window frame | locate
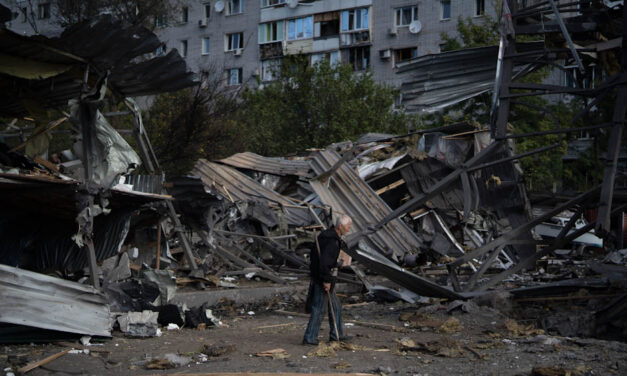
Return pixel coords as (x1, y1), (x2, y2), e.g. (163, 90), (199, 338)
(180, 40), (188, 58)
(286, 16), (313, 41)
(341, 8), (369, 32)
(204, 2), (211, 18)
(259, 20), (284, 44)
(441, 0), (451, 21)
(475, 0), (485, 17)
(181, 6), (189, 23)
(227, 68), (243, 86)
(38, 3), (50, 19)
(226, 32), (244, 51)
(228, 0), (244, 15)
(395, 6), (418, 27)
(202, 37), (211, 55)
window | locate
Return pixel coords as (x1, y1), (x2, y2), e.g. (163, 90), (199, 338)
(259, 21), (284, 43)
(21, 7), (28, 22)
(204, 2), (211, 18)
(228, 0), (244, 15)
(394, 47), (418, 64)
(180, 40), (188, 57)
(287, 16), (313, 40)
(182, 6), (189, 22)
(261, 59), (280, 81)
(395, 6), (418, 27)
(155, 44), (166, 56)
(341, 8), (369, 32)
(441, 1), (451, 20)
(347, 46), (370, 71)
(227, 68), (242, 85)
(311, 51), (339, 66)
(155, 13), (168, 27)
(38, 3), (50, 19)
(202, 37), (210, 55)
(261, 0), (286, 7)
(226, 32), (243, 51)
(475, 0), (485, 16)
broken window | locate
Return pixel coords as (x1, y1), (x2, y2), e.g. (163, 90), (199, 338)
(259, 21), (284, 43)
(38, 3), (50, 19)
(395, 6), (418, 27)
(347, 46), (370, 71)
(182, 6), (189, 23)
(341, 8), (369, 32)
(475, 0), (485, 16)
(394, 47), (418, 65)
(180, 40), (188, 57)
(314, 12), (340, 38)
(226, 32), (243, 51)
(261, 0), (286, 7)
(202, 37), (210, 55)
(227, 67), (243, 85)
(287, 16), (313, 40)
(204, 2), (211, 18)
(441, 0), (451, 20)
(228, 0), (244, 15)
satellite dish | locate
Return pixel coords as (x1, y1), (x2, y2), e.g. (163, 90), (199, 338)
(215, 1), (225, 13)
(287, 0), (299, 9)
(409, 20), (422, 34)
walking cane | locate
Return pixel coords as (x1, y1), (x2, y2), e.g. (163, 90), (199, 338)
(314, 231), (341, 342)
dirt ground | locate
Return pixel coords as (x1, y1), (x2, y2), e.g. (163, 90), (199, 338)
(2, 297), (627, 376)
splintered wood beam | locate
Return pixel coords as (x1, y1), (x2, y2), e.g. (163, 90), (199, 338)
(375, 179), (405, 195)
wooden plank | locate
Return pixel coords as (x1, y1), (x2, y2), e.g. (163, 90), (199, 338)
(18, 349), (71, 373)
(375, 179), (405, 195)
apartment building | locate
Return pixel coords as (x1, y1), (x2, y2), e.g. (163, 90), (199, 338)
(154, 0), (497, 87)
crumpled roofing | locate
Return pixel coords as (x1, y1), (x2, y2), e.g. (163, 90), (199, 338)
(192, 159), (313, 226)
(219, 152), (313, 179)
(0, 14), (196, 116)
(308, 149), (422, 261)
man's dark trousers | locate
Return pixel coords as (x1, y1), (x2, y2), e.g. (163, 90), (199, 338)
(303, 282), (344, 343)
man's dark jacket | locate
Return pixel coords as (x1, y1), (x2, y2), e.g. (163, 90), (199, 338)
(310, 226), (341, 284)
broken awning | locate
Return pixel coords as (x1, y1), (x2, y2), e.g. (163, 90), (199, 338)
(0, 264), (112, 337)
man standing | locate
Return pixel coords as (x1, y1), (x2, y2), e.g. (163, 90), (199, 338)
(303, 215), (352, 345)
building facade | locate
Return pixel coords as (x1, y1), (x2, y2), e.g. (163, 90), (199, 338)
(153, 0), (497, 87)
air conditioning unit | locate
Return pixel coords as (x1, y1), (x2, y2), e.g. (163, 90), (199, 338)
(198, 18), (208, 27)
(379, 49), (392, 59)
(234, 48), (243, 56)
(388, 27), (397, 36)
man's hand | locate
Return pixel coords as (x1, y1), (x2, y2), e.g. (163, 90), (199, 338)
(323, 282), (331, 292)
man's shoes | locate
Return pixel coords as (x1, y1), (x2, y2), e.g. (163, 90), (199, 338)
(302, 340), (319, 346)
(329, 335), (353, 342)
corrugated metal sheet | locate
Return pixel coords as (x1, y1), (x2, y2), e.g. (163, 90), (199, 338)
(219, 152), (313, 179)
(192, 159), (313, 226)
(309, 150), (422, 261)
(0, 264), (111, 337)
(396, 42), (542, 113)
(0, 14), (196, 116)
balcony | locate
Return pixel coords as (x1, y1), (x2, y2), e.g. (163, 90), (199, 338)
(260, 41), (284, 60)
(340, 30), (370, 47)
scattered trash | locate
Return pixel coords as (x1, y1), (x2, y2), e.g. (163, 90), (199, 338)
(202, 343), (236, 357)
(255, 348), (290, 359)
(437, 317), (463, 333)
(117, 311), (159, 337)
(166, 323), (180, 330)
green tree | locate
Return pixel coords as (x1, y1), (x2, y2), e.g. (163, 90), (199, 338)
(237, 56), (407, 156)
(440, 15), (500, 52)
(144, 81), (246, 177)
